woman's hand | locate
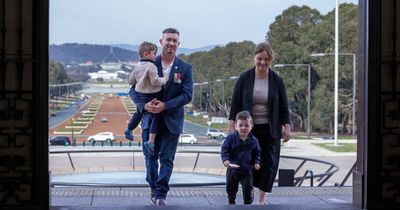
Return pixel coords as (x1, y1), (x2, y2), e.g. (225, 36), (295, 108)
(283, 124), (291, 142)
(228, 120), (235, 134)
(223, 160), (230, 168)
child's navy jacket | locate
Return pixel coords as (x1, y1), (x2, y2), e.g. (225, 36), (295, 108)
(221, 131), (261, 171)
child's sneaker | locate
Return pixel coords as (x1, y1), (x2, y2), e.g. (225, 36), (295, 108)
(124, 129), (134, 141)
(144, 141), (155, 154)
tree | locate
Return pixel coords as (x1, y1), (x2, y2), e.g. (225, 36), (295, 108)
(267, 3), (358, 134)
(310, 3), (358, 134)
(49, 60), (80, 97)
(49, 60), (72, 84)
(267, 5), (323, 132)
(180, 41), (254, 115)
(177, 3), (358, 135)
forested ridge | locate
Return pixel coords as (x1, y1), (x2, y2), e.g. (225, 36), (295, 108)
(50, 43), (139, 64)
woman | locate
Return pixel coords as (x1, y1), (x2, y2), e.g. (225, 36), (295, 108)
(229, 42), (291, 205)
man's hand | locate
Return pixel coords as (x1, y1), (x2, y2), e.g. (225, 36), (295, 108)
(151, 100), (165, 113)
(144, 99), (165, 114)
(144, 98), (158, 113)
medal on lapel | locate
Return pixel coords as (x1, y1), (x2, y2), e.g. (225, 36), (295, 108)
(174, 72), (182, 84)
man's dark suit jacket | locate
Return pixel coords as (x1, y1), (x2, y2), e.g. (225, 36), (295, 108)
(229, 67), (290, 139)
(133, 55), (193, 134)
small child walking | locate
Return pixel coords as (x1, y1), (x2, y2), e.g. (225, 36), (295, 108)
(124, 41), (168, 154)
(221, 111), (261, 205)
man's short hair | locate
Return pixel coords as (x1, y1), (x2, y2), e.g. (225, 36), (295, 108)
(162, 28), (180, 36)
(236, 111), (253, 124)
(138, 41), (157, 58)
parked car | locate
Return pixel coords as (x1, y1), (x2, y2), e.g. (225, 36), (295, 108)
(179, 134), (197, 144)
(206, 129), (227, 139)
(49, 136), (71, 146)
(87, 132), (115, 143)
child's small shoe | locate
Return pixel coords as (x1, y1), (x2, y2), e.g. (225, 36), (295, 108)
(144, 141), (155, 154)
(124, 129), (134, 141)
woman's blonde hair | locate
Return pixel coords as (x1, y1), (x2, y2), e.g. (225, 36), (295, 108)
(253, 42), (274, 61)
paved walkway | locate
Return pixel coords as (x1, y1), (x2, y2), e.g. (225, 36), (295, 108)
(49, 130), (357, 209)
(51, 186), (358, 209)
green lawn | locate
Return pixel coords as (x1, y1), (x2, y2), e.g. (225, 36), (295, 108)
(290, 135), (313, 140)
(185, 115), (229, 130)
(53, 128), (83, 133)
(313, 143), (357, 152)
(70, 122), (90, 126)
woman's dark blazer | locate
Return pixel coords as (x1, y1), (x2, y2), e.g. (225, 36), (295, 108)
(229, 67), (290, 139)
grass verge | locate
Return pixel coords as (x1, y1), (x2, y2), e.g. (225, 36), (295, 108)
(312, 143), (357, 152)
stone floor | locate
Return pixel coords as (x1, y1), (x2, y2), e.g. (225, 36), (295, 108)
(51, 186), (359, 209)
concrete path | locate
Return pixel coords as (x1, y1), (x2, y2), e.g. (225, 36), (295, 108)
(49, 137), (357, 209)
(51, 186), (357, 209)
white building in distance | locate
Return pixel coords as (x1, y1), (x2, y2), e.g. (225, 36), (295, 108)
(88, 62), (129, 81)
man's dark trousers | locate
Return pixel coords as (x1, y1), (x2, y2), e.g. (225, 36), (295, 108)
(142, 119), (179, 199)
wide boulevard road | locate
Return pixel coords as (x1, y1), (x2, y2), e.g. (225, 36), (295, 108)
(49, 99), (87, 129)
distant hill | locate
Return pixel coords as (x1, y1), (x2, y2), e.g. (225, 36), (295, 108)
(112, 43), (221, 55)
(50, 43), (139, 64)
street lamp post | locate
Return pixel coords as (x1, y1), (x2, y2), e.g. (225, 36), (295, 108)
(351, 53), (356, 139)
(199, 85), (203, 110)
(215, 77), (238, 116)
(308, 0), (341, 146)
(334, 0), (339, 146)
(215, 79), (225, 105)
(311, 52), (356, 140)
(274, 64), (311, 139)
(71, 118), (75, 146)
(194, 82), (209, 111)
(218, 76), (238, 100)
(196, 77), (238, 114)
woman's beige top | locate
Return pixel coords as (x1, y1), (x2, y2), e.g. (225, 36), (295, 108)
(252, 76), (269, 124)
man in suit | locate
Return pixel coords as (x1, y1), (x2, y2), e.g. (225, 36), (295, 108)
(130, 28), (193, 205)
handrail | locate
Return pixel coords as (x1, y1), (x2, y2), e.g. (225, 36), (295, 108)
(295, 170), (314, 187)
(280, 155), (340, 186)
(66, 153), (75, 171)
(336, 161), (356, 186)
(294, 160), (307, 174)
(49, 149), (340, 187)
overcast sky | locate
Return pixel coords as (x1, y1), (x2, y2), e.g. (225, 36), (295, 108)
(50, 0), (358, 48)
